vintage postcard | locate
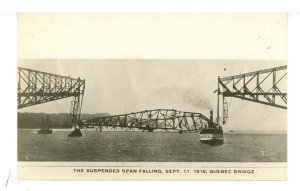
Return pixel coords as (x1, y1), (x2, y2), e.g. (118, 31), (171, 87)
(17, 13), (287, 180)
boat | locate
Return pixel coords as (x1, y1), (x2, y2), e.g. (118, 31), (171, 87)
(138, 125), (154, 132)
(199, 128), (224, 145)
(38, 128), (53, 134)
(199, 110), (224, 145)
(68, 128), (82, 137)
(38, 115), (52, 134)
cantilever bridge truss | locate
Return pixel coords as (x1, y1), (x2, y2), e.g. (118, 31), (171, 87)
(17, 67), (85, 123)
(82, 109), (212, 132)
(218, 65), (287, 123)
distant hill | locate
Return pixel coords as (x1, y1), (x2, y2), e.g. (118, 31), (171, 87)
(17, 112), (110, 129)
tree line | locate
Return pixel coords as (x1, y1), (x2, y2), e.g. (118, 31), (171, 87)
(17, 112), (110, 129)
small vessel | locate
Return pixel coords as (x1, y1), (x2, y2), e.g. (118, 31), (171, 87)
(38, 128), (53, 134)
(199, 128), (224, 145)
(38, 115), (52, 134)
(68, 127), (82, 137)
(138, 125), (154, 132)
(199, 110), (224, 145)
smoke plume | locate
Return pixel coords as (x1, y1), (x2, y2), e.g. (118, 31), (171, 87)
(153, 85), (213, 110)
(182, 89), (213, 110)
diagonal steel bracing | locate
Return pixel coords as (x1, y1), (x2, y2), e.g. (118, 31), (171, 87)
(218, 65), (287, 124)
(17, 67), (85, 123)
(81, 109), (215, 132)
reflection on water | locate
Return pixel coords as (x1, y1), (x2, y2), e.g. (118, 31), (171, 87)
(18, 130), (287, 162)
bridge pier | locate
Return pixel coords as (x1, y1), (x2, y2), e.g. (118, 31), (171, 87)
(68, 124), (82, 137)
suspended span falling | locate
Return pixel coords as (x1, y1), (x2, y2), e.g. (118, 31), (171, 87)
(80, 109), (218, 132)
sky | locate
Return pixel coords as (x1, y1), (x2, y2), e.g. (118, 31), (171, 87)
(17, 13), (287, 131)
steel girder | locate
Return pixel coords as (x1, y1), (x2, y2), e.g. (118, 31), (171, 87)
(218, 65), (287, 123)
(17, 67), (85, 122)
(81, 109), (212, 132)
(17, 67), (85, 123)
(218, 65), (287, 109)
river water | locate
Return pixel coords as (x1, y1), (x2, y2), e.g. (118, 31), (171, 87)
(18, 130), (286, 162)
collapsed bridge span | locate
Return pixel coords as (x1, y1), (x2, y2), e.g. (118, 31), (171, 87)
(81, 109), (217, 132)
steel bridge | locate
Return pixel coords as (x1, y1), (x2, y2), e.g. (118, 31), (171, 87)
(81, 109), (217, 132)
(217, 65), (287, 124)
(17, 65), (286, 132)
(17, 67), (85, 123)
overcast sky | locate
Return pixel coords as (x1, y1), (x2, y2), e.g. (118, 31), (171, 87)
(17, 13), (287, 131)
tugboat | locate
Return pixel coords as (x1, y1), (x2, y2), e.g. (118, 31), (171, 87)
(139, 125), (154, 132)
(199, 110), (224, 145)
(38, 115), (53, 134)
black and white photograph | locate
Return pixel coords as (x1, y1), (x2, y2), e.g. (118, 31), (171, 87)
(16, 13), (287, 180)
